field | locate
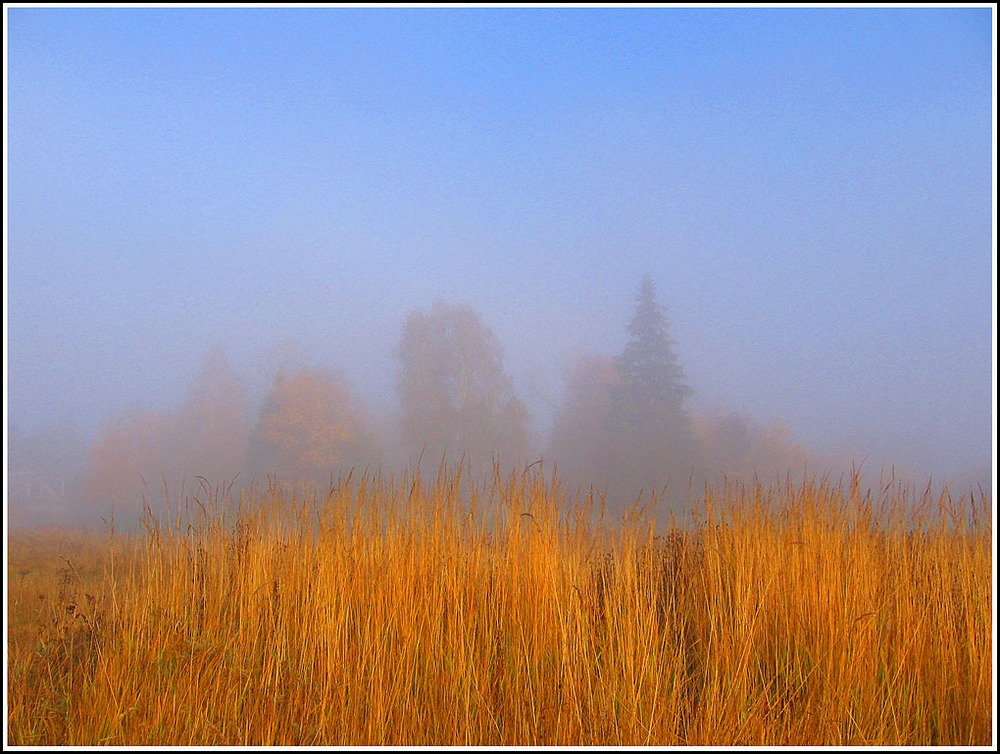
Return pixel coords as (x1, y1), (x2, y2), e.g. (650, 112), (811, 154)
(5, 466), (994, 747)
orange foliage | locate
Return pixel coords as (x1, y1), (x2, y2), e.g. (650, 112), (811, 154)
(82, 410), (171, 515)
(250, 368), (380, 485)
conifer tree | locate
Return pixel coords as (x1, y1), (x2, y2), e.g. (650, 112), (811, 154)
(616, 275), (692, 427)
(607, 274), (698, 507)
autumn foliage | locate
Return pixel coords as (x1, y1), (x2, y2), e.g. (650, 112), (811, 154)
(248, 368), (381, 486)
(79, 347), (248, 525)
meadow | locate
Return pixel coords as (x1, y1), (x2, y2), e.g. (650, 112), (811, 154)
(6, 465), (994, 747)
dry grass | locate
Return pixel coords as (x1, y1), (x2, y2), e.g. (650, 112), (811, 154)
(6, 466), (994, 746)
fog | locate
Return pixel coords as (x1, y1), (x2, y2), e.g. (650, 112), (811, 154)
(5, 7), (994, 530)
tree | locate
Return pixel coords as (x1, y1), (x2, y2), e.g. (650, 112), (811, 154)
(617, 275), (692, 418)
(248, 367), (381, 486)
(82, 409), (172, 526)
(547, 355), (621, 493)
(79, 345), (250, 525)
(395, 300), (531, 472)
(170, 344), (248, 489)
(691, 411), (815, 484)
(606, 274), (698, 508)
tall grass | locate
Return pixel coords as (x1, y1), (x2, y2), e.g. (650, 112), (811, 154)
(6, 465), (993, 746)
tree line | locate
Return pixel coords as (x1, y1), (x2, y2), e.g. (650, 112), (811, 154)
(9, 275), (814, 528)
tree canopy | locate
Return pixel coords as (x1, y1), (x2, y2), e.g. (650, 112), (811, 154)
(611, 275), (694, 440)
(617, 275), (692, 414)
(396, 300), (531, 472)
(248, 367), (381, 487)
(607, 274), (698, 506)
(548, 275), (699, 514)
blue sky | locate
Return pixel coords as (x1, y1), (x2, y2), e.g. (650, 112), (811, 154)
(5, 6), (995, 484)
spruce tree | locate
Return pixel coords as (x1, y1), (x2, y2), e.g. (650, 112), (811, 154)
(607, 274), (697, 507)
(618, 274), (692, 419)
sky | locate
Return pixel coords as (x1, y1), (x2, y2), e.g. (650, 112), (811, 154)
(4, 5), (995, 488)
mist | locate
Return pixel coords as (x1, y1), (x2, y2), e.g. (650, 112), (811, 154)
(5, 7), (994, 530)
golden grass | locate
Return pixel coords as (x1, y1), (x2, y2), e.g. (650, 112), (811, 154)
(6, 466), (993, 746)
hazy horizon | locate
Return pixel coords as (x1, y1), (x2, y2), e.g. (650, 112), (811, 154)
(5, 7), (995, 513)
